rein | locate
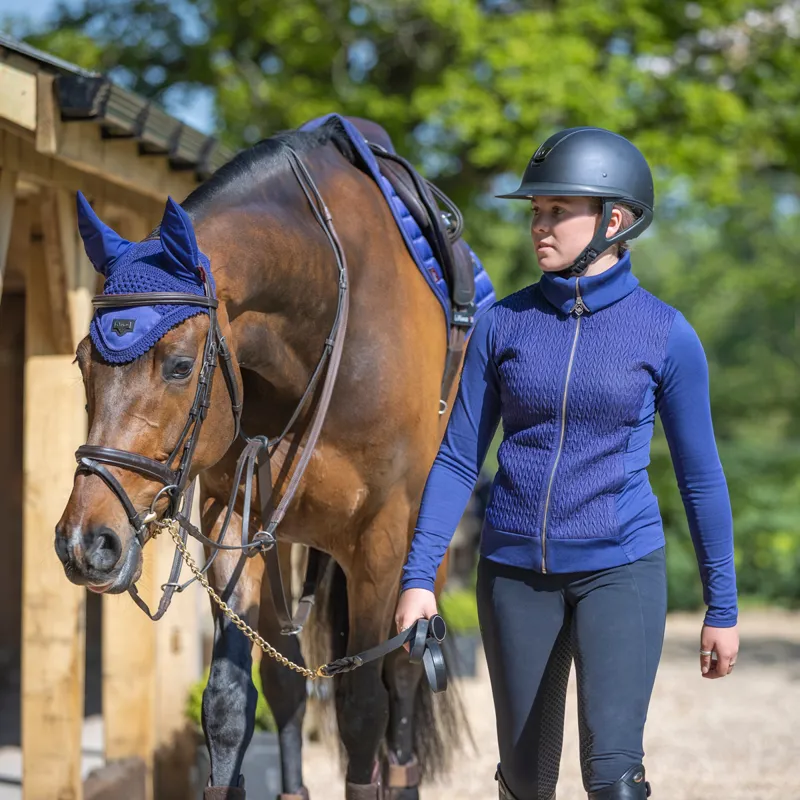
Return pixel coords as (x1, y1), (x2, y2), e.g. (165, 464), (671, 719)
(73, 145), (449, 693)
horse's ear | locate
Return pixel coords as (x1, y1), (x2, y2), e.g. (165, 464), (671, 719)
(159, 196), (203, 284)
(76, 191), (134, 276)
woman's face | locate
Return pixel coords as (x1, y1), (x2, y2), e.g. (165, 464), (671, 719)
(530, 196), (619, 273)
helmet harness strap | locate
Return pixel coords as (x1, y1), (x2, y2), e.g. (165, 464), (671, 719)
(561, 198), (616, 279)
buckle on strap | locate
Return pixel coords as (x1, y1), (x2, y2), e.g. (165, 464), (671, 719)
(452, 301), (476, 328)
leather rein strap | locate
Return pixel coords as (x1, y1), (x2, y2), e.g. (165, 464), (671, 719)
(321, 614), (448, 693)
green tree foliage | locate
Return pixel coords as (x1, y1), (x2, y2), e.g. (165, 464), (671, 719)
(20, 1), (800, 200)
(637, 193), (800, 608)
(17, 1), (800, 609)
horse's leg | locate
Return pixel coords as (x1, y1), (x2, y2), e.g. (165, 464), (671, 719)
(256, 542), (311, 800)
(201, 493), (263, 799)
(382, 648), (424, 800)
(336, 487), (412, 799)
(381, 542), (451, 799)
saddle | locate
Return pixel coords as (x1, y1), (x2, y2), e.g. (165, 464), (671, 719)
(369, 144), (477, 313)
(366, 141), (478, 409)
(300, 113), (494, 412)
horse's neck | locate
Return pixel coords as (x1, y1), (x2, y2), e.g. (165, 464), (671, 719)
(201, 166), (341, 403)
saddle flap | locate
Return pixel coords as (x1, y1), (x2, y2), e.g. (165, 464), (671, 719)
(372, 149), (475, 316)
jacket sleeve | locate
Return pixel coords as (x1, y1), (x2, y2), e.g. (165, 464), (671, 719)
(400, 308), (502, 592)
(656, 311), (738, 627)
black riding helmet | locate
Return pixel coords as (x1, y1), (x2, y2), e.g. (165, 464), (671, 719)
(497, 127), (654, 277)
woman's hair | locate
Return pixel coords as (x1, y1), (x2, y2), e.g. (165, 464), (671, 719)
(615, 204), (638, 254)
(593, 200), (638, 254)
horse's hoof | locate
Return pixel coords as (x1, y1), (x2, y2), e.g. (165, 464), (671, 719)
(345, 781), (382, 800)
(279, 789), (310, 800)
(384, 790), (419, 800)
(383, 753), (420, 800)
(204, 785), (246, 799)
(204, 774), (246, 799)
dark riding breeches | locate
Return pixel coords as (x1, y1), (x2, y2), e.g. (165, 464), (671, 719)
(476, 547), (667, 798)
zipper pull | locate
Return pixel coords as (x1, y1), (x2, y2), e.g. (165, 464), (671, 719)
(572, 277), (585, 317)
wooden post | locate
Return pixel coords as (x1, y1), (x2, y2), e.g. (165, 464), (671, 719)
(100, 210), (157, 800)
(40, 187), (94, 353)
(0, 166), (17, 298)
(21, 204), (87, 800)
(154, 486), (205, 799)
(101, 581), (157, 800)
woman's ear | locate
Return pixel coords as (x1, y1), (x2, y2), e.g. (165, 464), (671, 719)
(605, 205), (624, 239)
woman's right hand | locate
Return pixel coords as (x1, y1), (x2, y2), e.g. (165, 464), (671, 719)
(395, 588), (439, 651)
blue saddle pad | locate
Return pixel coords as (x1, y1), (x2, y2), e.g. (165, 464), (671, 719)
(300, 113), (495, 331)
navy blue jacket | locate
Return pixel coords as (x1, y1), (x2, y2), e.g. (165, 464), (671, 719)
(401, 252), (738, 627)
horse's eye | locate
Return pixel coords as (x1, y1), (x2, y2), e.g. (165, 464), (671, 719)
(163, 356), (195, 381)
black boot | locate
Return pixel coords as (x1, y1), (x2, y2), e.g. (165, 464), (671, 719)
(588, 764), (651, 799)
(495, 766), (556, 800)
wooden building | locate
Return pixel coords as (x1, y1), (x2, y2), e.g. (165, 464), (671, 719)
(0, 34), (232, 800)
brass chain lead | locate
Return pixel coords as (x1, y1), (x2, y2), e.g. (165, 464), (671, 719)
(153, 519), (329, 681)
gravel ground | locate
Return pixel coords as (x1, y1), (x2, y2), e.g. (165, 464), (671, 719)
(304, 609), (800, 799)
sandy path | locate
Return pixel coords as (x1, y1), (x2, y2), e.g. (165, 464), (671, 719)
(303, 609), (800, 799)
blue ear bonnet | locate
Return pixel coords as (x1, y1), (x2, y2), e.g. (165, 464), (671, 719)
(77, 193), (216, 364)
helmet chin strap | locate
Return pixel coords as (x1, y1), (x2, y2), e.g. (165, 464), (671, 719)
(558, 199), (617, 279)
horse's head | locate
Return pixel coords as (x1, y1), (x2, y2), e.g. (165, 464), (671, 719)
(55, 194), (241, 594)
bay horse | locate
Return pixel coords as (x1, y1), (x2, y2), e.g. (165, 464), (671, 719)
(54, 115), (475, 799)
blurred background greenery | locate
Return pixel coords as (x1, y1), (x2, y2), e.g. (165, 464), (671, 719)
(9, 0), (799, 613)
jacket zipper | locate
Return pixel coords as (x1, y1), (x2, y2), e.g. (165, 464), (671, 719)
(540, 279), (585, 573)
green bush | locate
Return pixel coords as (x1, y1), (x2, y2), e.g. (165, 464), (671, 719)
(439, 587), (480, 633)
(186, 663), (277, 732)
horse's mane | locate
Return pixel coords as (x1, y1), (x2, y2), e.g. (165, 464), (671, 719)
(181, 117), (357, 219)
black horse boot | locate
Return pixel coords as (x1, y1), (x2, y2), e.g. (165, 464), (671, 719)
(588, 764), (651, 799)
(495, 765), (556, 800)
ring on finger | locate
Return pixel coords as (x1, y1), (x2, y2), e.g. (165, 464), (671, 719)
(699, 649), (713, 656)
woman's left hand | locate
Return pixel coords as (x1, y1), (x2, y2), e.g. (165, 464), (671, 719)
(699, 623), (739, 679)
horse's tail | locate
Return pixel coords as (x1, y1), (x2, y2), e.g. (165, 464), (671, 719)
(303, 554), (473, 781)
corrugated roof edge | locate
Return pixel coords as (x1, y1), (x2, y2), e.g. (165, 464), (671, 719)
(0, 32), (235, 181)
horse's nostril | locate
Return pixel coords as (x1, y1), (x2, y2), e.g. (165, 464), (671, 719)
(84, 528), (122, 573)
(54, 532), (70, 566)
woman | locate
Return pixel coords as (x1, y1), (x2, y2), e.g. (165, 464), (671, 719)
(395, 127), (739, 800)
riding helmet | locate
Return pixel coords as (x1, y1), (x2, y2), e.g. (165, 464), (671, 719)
(496, 127), (655, 276)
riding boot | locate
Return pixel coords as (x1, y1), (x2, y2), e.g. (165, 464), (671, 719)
(204, 774), (246, 799)
(587, 764), (651, 799)
(495, 766), (556, 800)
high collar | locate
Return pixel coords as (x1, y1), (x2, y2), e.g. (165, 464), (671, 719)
(539, 251), (639, 315)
